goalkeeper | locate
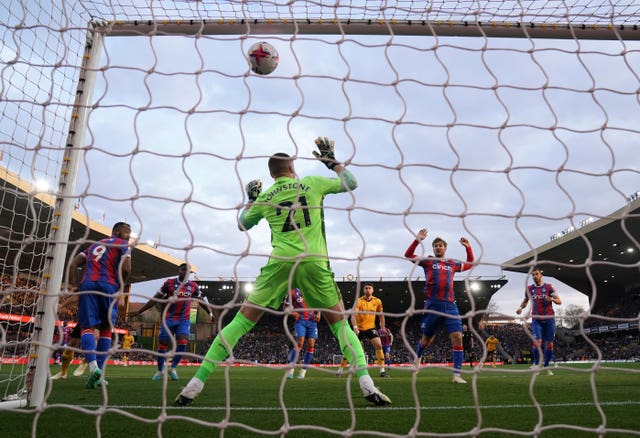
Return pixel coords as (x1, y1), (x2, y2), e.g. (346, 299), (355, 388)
(176, 137), (391, 407)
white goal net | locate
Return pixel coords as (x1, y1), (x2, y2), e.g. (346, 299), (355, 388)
(1, 0), (639, 436)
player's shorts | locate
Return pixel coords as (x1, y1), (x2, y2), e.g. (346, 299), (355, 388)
(294, 319), (318, 340)
(159, 319), (191, 340)
(531, 318), (556, 343)
(420, 299), (463, 336)
(357, 328), (380, 341)
(382, 345), (390, 355)
(248, 260), (341, 310)
(78, 281), (119, 329)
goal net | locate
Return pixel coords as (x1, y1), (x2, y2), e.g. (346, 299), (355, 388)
(1, 0), (639, 435)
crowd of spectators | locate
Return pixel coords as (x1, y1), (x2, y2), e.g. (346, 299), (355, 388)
(0, 274), (40, 313)
(209, 313), (640, 366)
(1, 273), (638, 366)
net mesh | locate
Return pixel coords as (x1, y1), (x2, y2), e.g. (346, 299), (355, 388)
(1, 0), (639, 436)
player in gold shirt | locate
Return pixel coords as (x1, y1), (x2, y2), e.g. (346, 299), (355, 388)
(485, 334), (500, 367)
(121, 332), (135, 366)
(336, 284), (388, 377)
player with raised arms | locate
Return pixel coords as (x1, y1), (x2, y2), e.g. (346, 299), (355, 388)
(175, 137), (391, 406)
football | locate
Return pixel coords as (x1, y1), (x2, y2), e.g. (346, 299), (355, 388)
(247, 41), (279, 75)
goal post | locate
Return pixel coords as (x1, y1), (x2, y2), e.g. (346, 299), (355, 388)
(24, 28), (106, 408)
(101, 18), (640, 41)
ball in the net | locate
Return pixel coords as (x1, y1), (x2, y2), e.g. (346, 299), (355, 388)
(247, 41), (279, 75)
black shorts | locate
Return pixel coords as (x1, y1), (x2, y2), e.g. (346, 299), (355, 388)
(358, 328), (379, 341)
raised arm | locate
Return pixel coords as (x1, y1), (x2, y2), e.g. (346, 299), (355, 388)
(405, 228), (428, 259)
(238, 179), (262, 231)
(458, 237), (474, 271)
(313, 137), (357, 191)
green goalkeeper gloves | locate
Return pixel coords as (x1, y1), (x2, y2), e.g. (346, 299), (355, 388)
(312, 136), (339, 170)
(246, 179), (262, 202)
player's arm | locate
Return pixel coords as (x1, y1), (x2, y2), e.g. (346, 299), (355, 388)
(199, 295), (218, 321)
(350, 309), (359, 334)
(313, 137), (357, 191)
(459, 237), (474, 270)
(313, 311), (321, 322)
(377, 301), (386, 330)
(404, 228), (427, 259)
(120, 253), (131, 283)
(516, 296), (529, 314)
(67, 252), (86, 290)
(129, 290), (164, 318)
(238, 179), (263, 231)
(549, 290), (562, 305)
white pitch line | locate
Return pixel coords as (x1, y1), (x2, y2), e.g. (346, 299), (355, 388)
(72, 400), (640, 412)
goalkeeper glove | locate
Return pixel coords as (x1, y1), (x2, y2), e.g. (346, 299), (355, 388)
(312, 136), (339, 170)
(246, 179), (262, 202)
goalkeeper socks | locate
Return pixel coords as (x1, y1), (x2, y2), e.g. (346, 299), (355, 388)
(329, 319), (368, 378)
(195, 312), (256, 382)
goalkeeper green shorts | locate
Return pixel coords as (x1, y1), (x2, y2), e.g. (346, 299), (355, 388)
(247, 260), (341, 310)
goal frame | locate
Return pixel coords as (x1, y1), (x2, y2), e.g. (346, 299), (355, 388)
(5, 8), (637, 410)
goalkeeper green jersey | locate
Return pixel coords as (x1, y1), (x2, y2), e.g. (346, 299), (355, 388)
(239, 172), (357, 262)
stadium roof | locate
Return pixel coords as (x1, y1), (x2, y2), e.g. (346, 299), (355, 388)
(502, 196), (640, 305)
(201, 277), (508, 323)
(0, 165), (183, 283)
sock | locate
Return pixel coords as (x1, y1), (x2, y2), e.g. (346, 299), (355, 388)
(416, 342), (425, 358)
(544, 348), (553, 367)
(288, 348), (299, 364)
(81, 329), (97, 364)
(157, 344), (167, 372)
(375, 348), (385, 371)
(533, 347), (540, 365)
(61, 349), (74, 375)
(452, 345), (464, 372)
(194, 312), (256, 382)
(96, 332), (112, 370)
(329, 319), (368, 378)
(171, 341), (187, 369)
(303, 348), (314, 368)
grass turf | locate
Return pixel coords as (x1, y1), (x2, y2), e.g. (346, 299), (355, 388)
(1, 363), (639, 437)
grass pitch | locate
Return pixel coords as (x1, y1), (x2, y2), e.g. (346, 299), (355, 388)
(2, 363), (639, 437)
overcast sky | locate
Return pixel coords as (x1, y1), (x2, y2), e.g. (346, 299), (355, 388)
(5, 27), (638, 316)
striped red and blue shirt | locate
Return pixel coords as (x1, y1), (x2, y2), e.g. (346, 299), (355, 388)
(526, 283), (557, 318)
(160, 278), (202, 322)
(81, 236), (130, 288)
(289, 288), (316, 321)
(405, 240), (474, 303)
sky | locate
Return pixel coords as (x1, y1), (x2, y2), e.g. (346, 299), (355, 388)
(3, 10), (639, 317)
